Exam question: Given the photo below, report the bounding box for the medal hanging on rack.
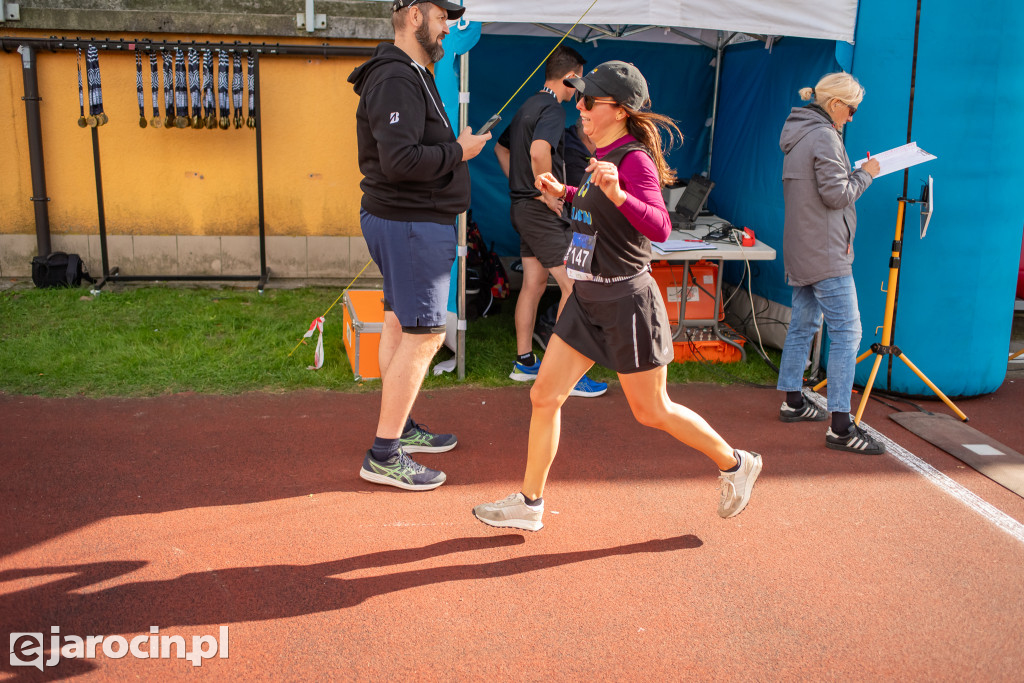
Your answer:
[232,53,243,129]
[136,52,147,128]
[187,48,202,128]
[149,53,162,128]
[162,52,174,128]
[86,45,108,127]
[246,54,256,129]
[202,49,215,129]
[173,48,188,129]
[75,48,87,127]
[217,50,230,130]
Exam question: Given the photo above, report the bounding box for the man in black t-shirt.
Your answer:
[563,118,596,187]
[494,47,607,397]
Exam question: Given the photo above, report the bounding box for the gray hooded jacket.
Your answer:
[780,105,872,286]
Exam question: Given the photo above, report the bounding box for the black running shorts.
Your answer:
[510,198,571,269]
[553,272,674,374]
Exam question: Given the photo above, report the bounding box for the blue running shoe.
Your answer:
[570,374,608,398]
[509,359,542,382]
[400,421,457,454]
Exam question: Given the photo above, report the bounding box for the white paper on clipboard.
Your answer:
[854,142,936,178]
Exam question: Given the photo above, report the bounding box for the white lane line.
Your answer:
[805,391,1024,545]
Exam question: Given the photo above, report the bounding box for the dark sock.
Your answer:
[402,417,416,435]
[522,493,543,507]
[722,450,741,473]
[786,391,804,408]
[371,436,401,462]
[517,352,537,366]
[831,412,852,435]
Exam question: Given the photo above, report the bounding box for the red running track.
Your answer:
[2,378,1023,680]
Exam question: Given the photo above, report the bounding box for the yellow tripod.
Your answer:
[813,197,968,424]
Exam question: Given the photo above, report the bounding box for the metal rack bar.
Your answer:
[2,37,374,58]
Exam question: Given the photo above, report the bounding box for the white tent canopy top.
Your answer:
[464,0,859,44]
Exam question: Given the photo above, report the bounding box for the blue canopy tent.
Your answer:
[434,0,1023,397]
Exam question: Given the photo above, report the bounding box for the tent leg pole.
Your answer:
[456,51,469,380]
[707,33,723,177]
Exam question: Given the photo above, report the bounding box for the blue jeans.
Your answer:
[777,275,861,414]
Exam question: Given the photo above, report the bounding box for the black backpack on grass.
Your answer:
[31,252,95,288]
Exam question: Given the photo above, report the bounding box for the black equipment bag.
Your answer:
[30,252,95,288]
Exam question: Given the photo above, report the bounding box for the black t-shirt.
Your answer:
[498,90,566,202]
[563,124,591,187]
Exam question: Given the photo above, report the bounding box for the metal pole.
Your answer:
[90,128,110,278]
[456,51,469,379]
[18,45,51,258]
[253,52,269,291]
[706,32,723,176]
[887,0,923,390]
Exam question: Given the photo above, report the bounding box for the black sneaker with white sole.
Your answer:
[825,424,885,454]
[779,400,828,422]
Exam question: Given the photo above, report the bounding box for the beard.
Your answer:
[415,21,445,64]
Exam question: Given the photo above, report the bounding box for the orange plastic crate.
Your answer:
[651,260,723,324]
[671,326,745,364]
[342,290,385,380]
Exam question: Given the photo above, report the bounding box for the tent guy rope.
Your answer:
[288,258,374,363]
[475,0,599,134]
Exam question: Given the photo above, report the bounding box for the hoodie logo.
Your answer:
[389,112,399,124]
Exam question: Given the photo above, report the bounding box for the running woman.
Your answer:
[473,61,762,530]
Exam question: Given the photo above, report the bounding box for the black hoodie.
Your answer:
[348,42,469,224]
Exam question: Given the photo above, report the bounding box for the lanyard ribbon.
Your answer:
[187,48,201,128]
[202,49,215,128]
[232,53,243,129]
[85,45,107,127]
[136,52,146,128]
[217,50,230,129]
[76,48,87,127]
[246,54,256,128]
[148,52,162,127]
[173,48,188,128]
[162,52,174,127]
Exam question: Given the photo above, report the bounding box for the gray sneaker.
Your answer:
[718,450,762,519]
[359,449,446,491]
[473,492,544,531]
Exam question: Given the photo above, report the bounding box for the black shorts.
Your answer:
[553,272,674,374]
[510,198,571,269]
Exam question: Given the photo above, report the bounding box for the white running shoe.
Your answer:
[718,450,762,518]
[473,492,544,531]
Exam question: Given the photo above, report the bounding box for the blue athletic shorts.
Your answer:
[361,209,455,332]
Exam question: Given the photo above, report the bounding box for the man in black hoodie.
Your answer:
[348,0,491,491]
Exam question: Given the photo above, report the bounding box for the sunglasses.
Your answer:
[576,93,618,110]
[840,101,857,117]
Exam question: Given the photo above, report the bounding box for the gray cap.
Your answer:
[564,60,650,110]
[392,0,466,20]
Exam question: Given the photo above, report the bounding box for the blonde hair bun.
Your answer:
[805,72,864,108]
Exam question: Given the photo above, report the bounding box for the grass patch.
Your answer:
[0,284,780,397]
